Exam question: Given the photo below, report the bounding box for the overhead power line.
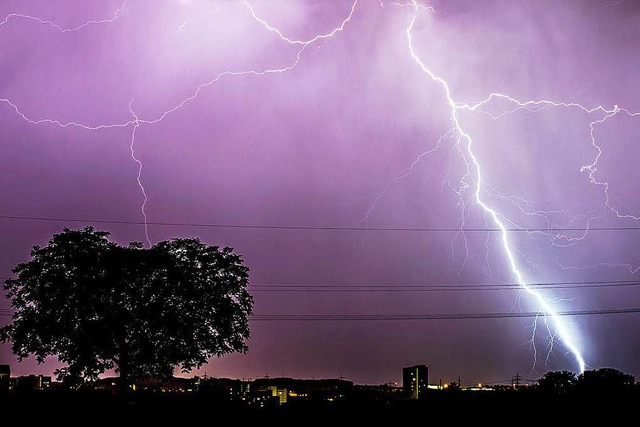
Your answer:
[248,279,640,292]
[1,214,639,233]
[2,277,640,292]
[2,307,640,320]
[3,277,640,292]
[249,308,640,321]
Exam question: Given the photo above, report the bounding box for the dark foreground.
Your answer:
[3,390,639,423]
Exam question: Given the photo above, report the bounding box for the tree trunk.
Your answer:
[118,342,130,401]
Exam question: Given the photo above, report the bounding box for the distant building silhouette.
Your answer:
[198,377,245,400]
[14,374,51,391]
[268,385,288,405]
[402,365,428,399]
[0,365,9,393]
[92,376,198,394]
[252,378,353,405]
[352,383,402,401]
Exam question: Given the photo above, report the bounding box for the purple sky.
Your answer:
[1,0,640,385]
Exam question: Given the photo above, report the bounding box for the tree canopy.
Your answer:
[537,370,576,395]
[0,227,253,386]
[537,368,636,396]
[576,368,635,393]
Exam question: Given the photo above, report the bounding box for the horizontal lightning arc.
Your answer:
[0,0,128,32]
[243,0,358,46]
[0,1,359,131]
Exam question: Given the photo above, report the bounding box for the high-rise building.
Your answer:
[402,365,428,399]
[268,385,288,405]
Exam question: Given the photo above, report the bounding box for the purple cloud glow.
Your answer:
[1,0,639,385]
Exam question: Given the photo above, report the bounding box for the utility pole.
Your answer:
[512,373,521,389]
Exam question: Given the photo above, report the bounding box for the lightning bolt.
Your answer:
[362,128,455,225]
[592,0,626,12]
[0,1,127,32]
[379,1,435,12]
[582,108,640,222]
[557,258,640,275]
[245,0,639,372]
[244,0,357,46]
[405,0,588,373]
[127,101,151,247]
[2,0,638,374]
[0,1,132,130]
[0,0,358,247]
[0,1,358,130]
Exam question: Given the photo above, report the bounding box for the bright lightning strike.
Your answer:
[405,0,587,373]
[459,96,640,247]
[2,0,639,374]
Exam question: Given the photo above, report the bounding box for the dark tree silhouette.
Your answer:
[576,368,635,394]
[537,370,576,395]
[0,227,253,393]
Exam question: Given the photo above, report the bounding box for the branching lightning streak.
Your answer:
[380,1,435,13]
[1,1,358,246]
[244,0,357,46]
[556,259,640,275]
[3,0,638,373]
[592,0,626,12]
[405,0,587,372]
[363,128,455,225]
[0,1,132,130]
[0,97,135,130]
[127,101,151,247]
[465,96,640,245]
[0,1,358,130]
[582,109,640,222]
[0,1,127,32]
